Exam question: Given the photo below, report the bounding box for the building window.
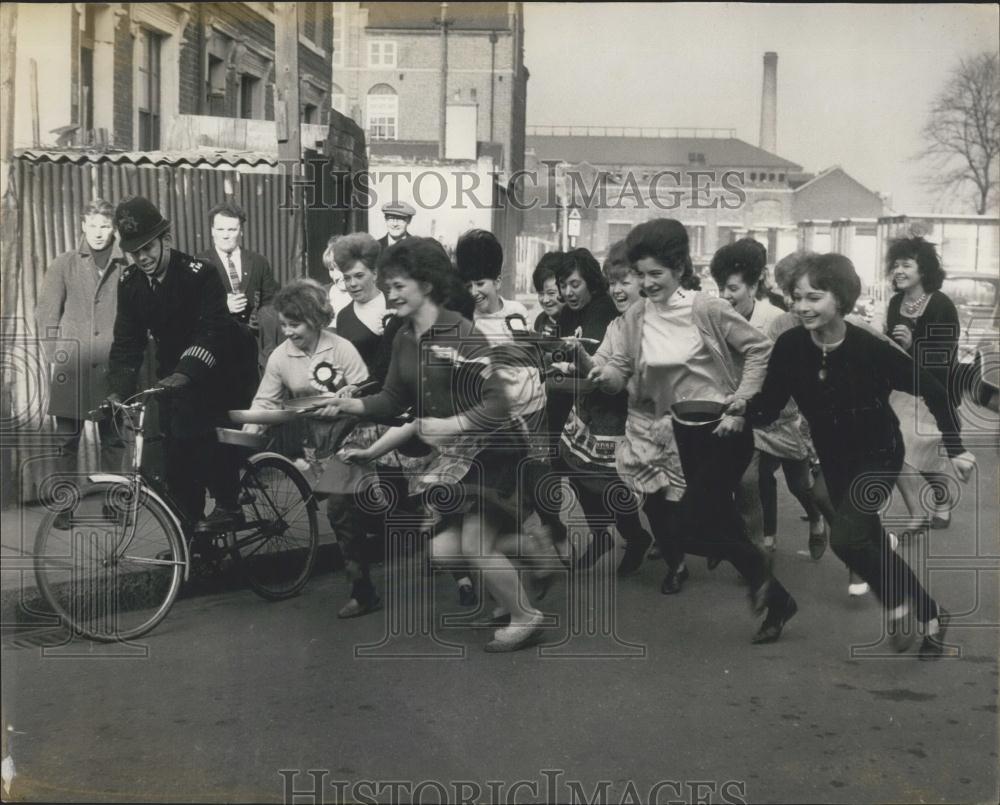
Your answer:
[685,224,705,257]
[136,28,162,150]
[239,73,262,120]
[332,3,345,68]
[303,104,318,124]
[299,1,318,44]
[366,84,398,140]
[79,5,96,133]
[687,152,706,165]
[331,83,346,115]
[607,222,632,244]
[368,40,397,68]
[207,54,227,116]
[749,172,757,182]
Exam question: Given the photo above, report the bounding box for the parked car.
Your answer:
[942,272,999,411]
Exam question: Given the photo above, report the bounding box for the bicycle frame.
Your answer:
[89,393,192,581]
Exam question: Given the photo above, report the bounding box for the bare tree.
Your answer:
[918,52,999,215]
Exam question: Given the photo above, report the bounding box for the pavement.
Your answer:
[1,402,998,804]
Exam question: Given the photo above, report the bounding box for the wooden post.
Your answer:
[274,2,305,274]
[30,59,40,148]
[0,3,17,167]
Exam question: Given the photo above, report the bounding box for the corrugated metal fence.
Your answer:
[1,152,305,505]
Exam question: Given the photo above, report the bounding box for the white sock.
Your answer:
[924,617,940,637]
[889,604,910,621]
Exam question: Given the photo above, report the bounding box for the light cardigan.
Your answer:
[593,292,772,417]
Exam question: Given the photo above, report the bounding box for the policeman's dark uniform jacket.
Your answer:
[108,249,257,520]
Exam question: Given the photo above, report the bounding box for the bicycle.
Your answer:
[32,387,319,642]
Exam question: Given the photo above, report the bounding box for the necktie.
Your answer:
[225,253,240,292]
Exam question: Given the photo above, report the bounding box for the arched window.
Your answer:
[366,83,398,141]
[331,83,346,115]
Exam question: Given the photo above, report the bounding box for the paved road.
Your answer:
[2,405,997,804]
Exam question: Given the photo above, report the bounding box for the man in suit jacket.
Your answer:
[197,201,279,327]
[376,200,416,251]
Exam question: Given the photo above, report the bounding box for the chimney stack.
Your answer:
[759,52,777,154]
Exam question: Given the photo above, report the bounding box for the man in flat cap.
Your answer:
[107,196,257,537]
[377,200,416,251]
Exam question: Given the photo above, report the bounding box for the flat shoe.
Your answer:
[807,523,828,560]
[337,596,382,619]
[660,567,686,595]
[484,616,545,652]
[919,608,957,660]
[752,595,798,644]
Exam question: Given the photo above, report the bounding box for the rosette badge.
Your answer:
[311,361,342,393]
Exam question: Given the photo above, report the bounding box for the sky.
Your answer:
[523,3,999,214]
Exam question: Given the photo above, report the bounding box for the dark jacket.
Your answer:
[35,237,127,417]
[376,232,413,252]
[196,247,279,325]
[885,290,960,407]
[108,251,256,425]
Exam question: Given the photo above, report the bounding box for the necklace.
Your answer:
[903,292,929,316]
[811,331,845,382]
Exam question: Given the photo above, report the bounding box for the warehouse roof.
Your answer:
[526,135,802,171]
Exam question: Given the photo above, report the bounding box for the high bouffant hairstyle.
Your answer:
[885,236,945,292]
[332,232,380,274]
[603,240,636,281]
[273,278,334,332]
[455,229,503,283]
[625,219,699,290]
[532,251,566,292]
[555,247,609,295]
[377,237,455,305]
[710,238,767,293]
[790,253,861,316]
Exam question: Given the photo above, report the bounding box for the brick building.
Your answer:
[523,127,806,265]
[331,1,527,180]
[12,2,333,151]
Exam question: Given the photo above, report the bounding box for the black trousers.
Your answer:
[159,390,245,524]
[821,440,938,622]
[663,422,788,607]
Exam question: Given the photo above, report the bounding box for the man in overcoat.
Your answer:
[35,198,128,484]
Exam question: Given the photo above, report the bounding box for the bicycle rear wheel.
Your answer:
[234,454,318,600]
[33,482,185,641]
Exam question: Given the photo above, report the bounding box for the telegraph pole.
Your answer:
[436,3,450,159]
[275,3,305,272]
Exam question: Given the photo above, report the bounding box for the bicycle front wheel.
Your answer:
[234,454,318,600]
[33,481,185,642]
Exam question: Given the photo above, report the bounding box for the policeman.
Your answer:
[107,196,257,534]
[376,200,416,251]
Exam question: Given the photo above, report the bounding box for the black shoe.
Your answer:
[194,506,244,534]
[338,596,382,619]
[752,595,798,644]
[919,608,957,660]
[660,567,686,595]
[458,584,477,608]
[808,522,828,560]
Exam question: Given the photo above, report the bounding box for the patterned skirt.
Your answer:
[614,409,685,502]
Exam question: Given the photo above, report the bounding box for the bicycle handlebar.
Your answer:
[87,387,166,420]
